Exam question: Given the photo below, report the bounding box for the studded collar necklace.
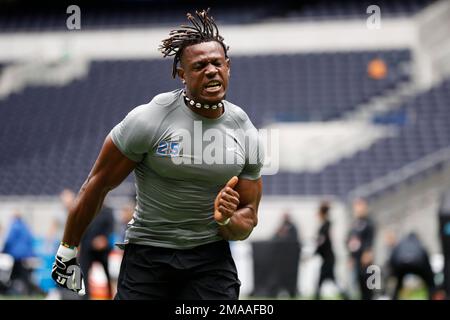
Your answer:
[182,91,224,110]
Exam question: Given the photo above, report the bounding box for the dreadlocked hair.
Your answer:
[159,8,229,78]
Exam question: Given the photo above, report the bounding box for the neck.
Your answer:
[183,91,224,119]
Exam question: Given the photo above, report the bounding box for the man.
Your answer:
[389,232,436,300]
[346,198,376,300]
[78,204,114,299]
[51,9,264,300]
[2,212,41,296]
[314,201,347,300]
[273,212,299,242]
[271,212,301,298]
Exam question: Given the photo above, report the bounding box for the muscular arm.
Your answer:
[62,136,137,246]
[218,178,263,241]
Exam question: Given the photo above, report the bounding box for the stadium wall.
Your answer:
[0,18,417,61]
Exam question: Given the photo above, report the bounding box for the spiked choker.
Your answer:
[183,91,224,110]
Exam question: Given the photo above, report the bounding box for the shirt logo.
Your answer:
[156,140,181,157]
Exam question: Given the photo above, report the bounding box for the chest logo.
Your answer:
[156,141,181,157]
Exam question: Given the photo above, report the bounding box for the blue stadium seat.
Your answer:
[1,51,446,198]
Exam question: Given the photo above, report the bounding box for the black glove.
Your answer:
[51,244,86,296]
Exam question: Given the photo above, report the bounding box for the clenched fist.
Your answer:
[51,244,86,296]
[214,176,240,225]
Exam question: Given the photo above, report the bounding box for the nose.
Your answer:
[205,63,218,77]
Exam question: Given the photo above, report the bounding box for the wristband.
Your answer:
[60,242,76,249]
[57,243,78,261]
[217,217,231,226]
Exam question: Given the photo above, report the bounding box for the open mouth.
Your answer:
[204,80,222,92]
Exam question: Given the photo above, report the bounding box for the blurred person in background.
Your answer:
[314,201,348,300]
[61,189,76,209]
[388,232,436,300]
[438,188,450,299]
[2,211,42,296]
[79,204,115,300]
[346,198,376,300]
[46,189,77,254]
[51,9,264,300]
[274,212,299,243]
[270,212,301,298]
[55,189,77,228]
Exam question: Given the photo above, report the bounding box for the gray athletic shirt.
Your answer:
[110,89,264,249]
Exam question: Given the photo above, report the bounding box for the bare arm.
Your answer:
[62,136,137,246]
[215,177,263,241]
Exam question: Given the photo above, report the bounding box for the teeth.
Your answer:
[206,81,220,87]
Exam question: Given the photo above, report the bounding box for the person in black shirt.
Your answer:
[314,201,347,300]
[79,205,115,299]
[270,212,301,298]
[346,198,376,300]
[274,212,299,242]
[389,232,436,299]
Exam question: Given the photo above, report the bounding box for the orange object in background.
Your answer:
[89,250,123,299]
[368,58,388,79]
[89,262,111,300]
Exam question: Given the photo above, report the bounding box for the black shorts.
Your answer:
[115,240,241,300]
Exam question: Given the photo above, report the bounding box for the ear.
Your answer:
[226,58,231,76]
[177,67,186,84]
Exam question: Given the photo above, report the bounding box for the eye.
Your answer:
[193,63,205,70]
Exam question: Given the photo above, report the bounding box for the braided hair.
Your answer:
[159,9,229,78]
